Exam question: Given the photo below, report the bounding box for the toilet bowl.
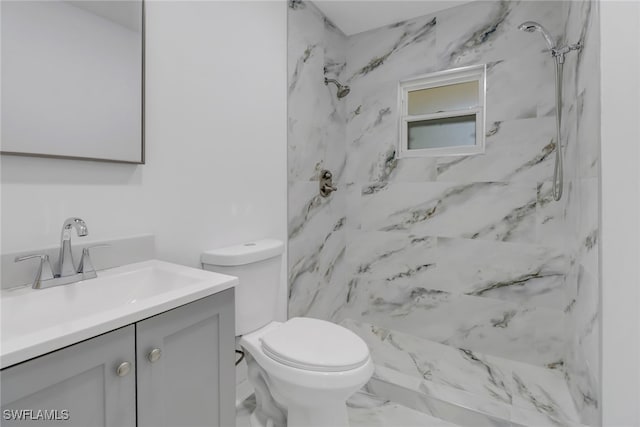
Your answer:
[201,240,373,427]
[240,318,374,427]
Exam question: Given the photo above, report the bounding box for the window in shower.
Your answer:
[398,64,486,157]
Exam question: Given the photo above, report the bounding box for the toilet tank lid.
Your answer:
[201,239,284,266]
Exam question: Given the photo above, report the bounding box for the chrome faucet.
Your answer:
[15,217,108,289]
[59,217,88,277]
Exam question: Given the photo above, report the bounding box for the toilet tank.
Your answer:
[201,239,284,336]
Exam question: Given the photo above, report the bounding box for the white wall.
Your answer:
[600,1,640,425]
[0,158,153,251]
[1,0,288,318]
[144,0,287,317]
[2,0,142,162]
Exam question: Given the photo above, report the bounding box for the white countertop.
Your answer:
[0,260,237,369]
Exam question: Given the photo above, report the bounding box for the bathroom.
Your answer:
[0,0,638,426]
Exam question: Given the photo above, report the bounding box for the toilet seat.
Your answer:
[259,317,370,372]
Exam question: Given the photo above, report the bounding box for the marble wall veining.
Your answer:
[287,0,349,321]
[561,1,601,424]
[290,0,568,365]
[287,1,600,424]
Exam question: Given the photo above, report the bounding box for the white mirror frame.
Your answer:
[397,64,486,158]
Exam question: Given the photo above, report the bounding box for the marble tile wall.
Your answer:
[287,0,348,320]
[560,1,601,424]
[287,1,600,424]
[337,0,568,368]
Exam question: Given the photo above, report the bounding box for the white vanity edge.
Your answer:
[0,260,237,369]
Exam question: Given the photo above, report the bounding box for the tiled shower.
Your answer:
[287,0,600,425]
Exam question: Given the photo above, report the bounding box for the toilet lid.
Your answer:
[260,317,370,372]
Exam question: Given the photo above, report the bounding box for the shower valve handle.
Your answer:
[319,169,337,197]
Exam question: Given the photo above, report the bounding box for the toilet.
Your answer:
[201,239,373,427]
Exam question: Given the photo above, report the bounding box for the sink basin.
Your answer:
[0,260,237,369]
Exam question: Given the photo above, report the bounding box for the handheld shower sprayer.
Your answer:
[518,21,556,51]
[518,21,582,201]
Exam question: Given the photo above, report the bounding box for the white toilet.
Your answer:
[201,239,373,427]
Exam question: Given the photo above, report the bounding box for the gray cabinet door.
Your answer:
[0,326,136,427]
[136,289,235,427]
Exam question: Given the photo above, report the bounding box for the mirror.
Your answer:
[1,0,144,164]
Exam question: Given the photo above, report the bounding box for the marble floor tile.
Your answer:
[342,319,581,426]
[236,326,581,427]
[347,392,459,427]
[235,392,459,427]
[365,377,511,427]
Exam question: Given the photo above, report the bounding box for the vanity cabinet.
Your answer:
[0,289,235,427]
[0,325,136,427]
[136,289,235,427]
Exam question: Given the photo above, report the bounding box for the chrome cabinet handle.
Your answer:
[116,361,131,377]
[147,348,162,363]
[14,254,55,289]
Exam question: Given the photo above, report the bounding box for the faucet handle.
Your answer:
[15,254,55,289]
[78,244,110,279]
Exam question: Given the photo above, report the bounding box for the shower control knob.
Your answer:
[319,169,337,197]
[148,348,162,363]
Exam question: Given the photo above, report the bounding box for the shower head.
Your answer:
[324,78,350,99]
[518,21,556,50]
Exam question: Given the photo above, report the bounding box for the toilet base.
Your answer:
[245,352,287,427]
[245,350,356,427]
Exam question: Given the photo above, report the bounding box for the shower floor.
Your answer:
[234,318,586,427]
[342,319,586,427]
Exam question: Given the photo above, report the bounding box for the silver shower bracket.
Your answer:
[552,42,582,64]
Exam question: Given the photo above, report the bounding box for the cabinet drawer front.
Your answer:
[1,326,136,427]
[136,289,235,427]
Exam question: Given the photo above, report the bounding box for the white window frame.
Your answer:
[397,64,487,158]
